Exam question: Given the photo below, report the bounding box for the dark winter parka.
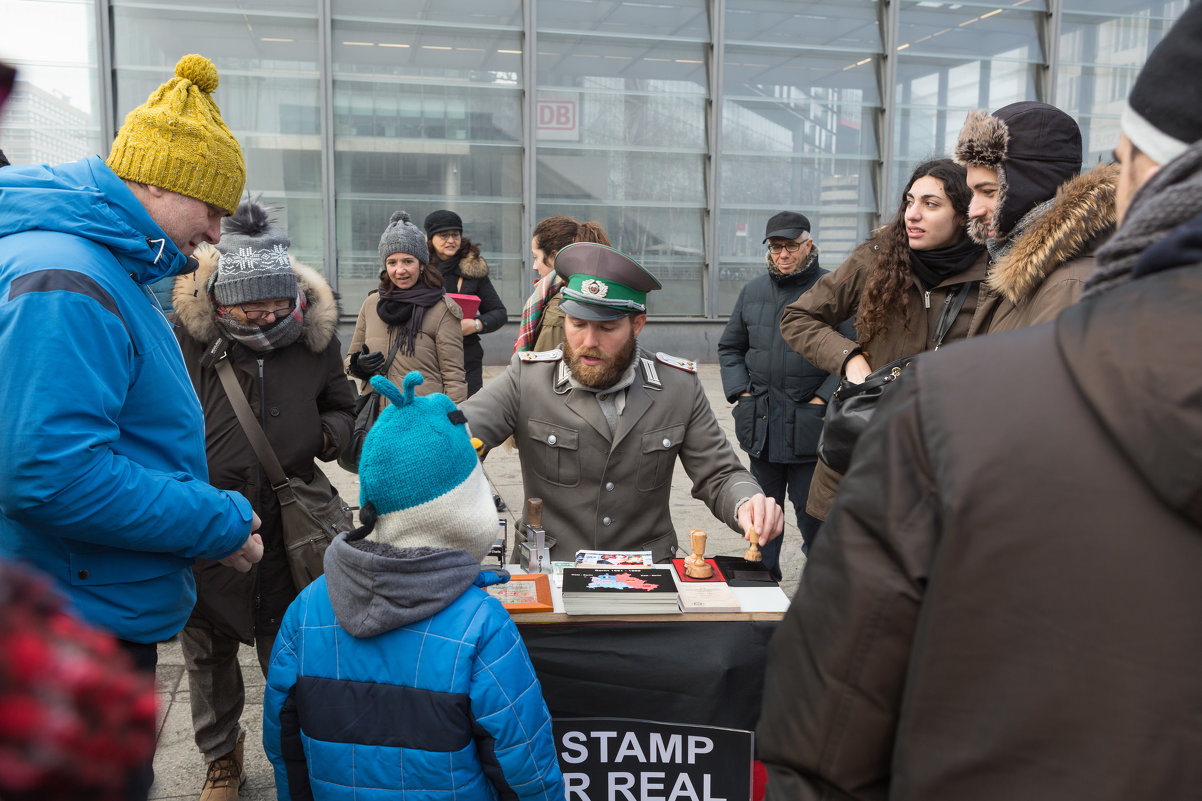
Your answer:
[172,245,356,642]
[432,241,507,386]
[718,253,845,464]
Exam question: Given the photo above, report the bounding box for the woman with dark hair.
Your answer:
[424,210,507,395]
[781,158,990,523]
[514,215,611,353]
[347,211,467,403]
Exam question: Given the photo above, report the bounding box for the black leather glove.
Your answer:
[349,345,387,379]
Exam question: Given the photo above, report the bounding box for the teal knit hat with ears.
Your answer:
[357,372,497,561]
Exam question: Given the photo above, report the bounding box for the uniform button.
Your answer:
[602,516,612,526]
[662,437,671,447]
[269,407,280,417]
[598,393,607,401]
[605,482,615,491]
[77,569,89,580]
[547,434,557,445]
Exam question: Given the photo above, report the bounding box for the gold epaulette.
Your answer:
[517,348,563,363]
[655,352,697,374]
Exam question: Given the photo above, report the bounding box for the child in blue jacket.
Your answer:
[263,372,564,800]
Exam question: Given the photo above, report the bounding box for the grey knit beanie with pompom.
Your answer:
[378,211,429,265]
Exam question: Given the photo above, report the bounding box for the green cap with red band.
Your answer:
[555,242,662,321]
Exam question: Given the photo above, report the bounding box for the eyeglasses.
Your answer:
[434,231,462,240]
[239,302,295,321]
[768,242,806,254]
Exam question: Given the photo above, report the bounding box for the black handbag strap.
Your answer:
[213,350,292,497]
[378,325,406,385]
[931,281,975,351]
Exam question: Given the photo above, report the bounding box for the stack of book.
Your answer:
[560,566,680,615]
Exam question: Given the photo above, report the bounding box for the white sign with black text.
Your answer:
[554,717,753,801]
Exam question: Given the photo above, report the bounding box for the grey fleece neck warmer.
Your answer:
[986,198,1053,264]
[1082,140,1202,300]
[323,534,482,638]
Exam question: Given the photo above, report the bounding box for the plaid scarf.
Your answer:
[513,274,562,353]
[216,287,306,353]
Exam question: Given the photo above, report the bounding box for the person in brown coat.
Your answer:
[780,159,988,521]
[953,101,1118,333]
[172,199,355,801]
[347,210,467,403]
[757,6,1202,798]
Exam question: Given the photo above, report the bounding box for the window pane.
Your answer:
[110,2,324,265]
[538,0,709,40]
[1057,3,1186,163]
[332,6,526,311]
[0,0,103,165]
[718,0,882,311]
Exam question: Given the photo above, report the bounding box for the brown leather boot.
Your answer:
[199,731,246,801]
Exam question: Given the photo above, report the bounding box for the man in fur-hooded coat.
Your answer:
[954,101,1118,333]
[171,200,355,799]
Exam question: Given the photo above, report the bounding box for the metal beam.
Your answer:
[878,0,900,222]
[705,0,726,319]
[318,0,337,288]
[1045,0,1063,105]
[522,0,537,281]
[95,0,115,148]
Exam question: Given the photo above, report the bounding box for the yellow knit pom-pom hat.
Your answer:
[106,54,245,215]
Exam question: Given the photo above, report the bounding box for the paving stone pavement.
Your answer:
[149,362,808,800]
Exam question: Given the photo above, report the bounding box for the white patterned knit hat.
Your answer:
[210,198,297,306]
[358,372,497,561]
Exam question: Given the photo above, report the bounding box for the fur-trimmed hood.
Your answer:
[172,242,340,352]
[452,248,489,279]
[987,163,1118,303]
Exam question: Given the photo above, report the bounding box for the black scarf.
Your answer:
[376,285,445,357]
[909,236,984,289]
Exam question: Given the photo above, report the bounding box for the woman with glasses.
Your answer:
[718,211,846,573]
[424,209,507,395]
[346,211,467,403]
[171,198,356,797]
[780,158,990,525]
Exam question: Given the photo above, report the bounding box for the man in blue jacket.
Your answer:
[0,54,262,800]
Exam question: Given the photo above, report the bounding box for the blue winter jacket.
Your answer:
[264,536,565,801]
[0,156,254,643]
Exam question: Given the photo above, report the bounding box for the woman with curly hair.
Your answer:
[781,158,990,523]
[513,215,611,353]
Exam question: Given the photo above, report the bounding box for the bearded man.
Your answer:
[462,242,782,563]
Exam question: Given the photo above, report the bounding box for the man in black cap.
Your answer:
[953,101,1118,333]
[758,5,1202,798]
[718,212,843,576]
[462,242,783,563]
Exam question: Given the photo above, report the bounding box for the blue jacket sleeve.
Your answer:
[0,286,250,560]
[264,595,304,801]
[469,606,564,800]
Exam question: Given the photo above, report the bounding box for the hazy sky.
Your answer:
[1,0,97,114]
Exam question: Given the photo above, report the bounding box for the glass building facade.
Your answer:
[0,0,1187,343]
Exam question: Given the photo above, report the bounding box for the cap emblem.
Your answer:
[581,278,609,298]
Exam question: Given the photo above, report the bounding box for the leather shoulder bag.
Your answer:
[817,281,975,473]
[214,349,354,591]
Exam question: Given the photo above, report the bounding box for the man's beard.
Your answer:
[564,331,638,389]
[967,216,992,244]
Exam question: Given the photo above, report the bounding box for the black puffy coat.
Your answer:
[172,247,356,643]
[718,255,846,464]
[433,242,507,390]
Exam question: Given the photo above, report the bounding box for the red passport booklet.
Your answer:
[447,293,481,319]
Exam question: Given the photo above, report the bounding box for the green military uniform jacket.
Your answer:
[461,347,761,563]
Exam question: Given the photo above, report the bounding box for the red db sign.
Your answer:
[537,98,578,140]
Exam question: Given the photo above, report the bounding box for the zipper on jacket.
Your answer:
[923,290,931,309]
[257,360,266,420]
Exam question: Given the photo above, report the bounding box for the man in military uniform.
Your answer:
[461,242,783,563]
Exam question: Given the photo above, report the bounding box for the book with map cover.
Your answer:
[561,567,680,615]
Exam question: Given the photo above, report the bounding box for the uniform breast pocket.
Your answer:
[637,424,685,491]
[526,419,581,487]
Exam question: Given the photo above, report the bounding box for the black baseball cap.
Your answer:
[763,211,811,243]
